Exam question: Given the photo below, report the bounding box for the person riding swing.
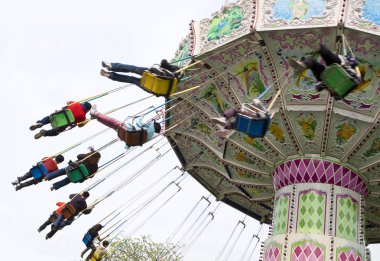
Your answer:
[288,37,362,99]
[89,105,161,148]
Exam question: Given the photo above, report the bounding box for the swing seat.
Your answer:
[50,109,76,129]
[30,162,48,180]
[233,114,271,138]
[140,71,179,98]
[49,203,77,222]
[321,63,360,99]
[82,232,93,246]
[117,126,148,146]
[67,164,89,183]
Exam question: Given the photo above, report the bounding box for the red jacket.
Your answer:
[67,101,87,123]
[42,157,58,173]
[56,202,66,214]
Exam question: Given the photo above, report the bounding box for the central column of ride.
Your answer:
[261,159,369,261]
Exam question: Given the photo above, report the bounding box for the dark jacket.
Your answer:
[69,194,87,212]
[77,152,100,176]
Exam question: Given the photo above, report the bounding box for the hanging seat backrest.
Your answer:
[117,126,148,146]
[233,113,271,138]
[50,109,76,129]
[321,63,360,99]
[30,162,48,180]
[140,71,179,98]
[82,232,93,246]
[49,203,77,222]
[67,164,89,183]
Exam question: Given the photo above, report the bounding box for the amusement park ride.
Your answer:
[164,0,380,260]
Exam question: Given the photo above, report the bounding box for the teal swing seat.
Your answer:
[67,164,89,183]
[50,109,76,129]
[321,63,361,99]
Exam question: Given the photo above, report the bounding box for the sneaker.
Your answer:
[211,117,227,126]
[34,129,46,139]
[89,104,98,118]
[215,129,231,138]
[38,226,45,233]
[100,69,111,77]
[288,58,307,73]
[11,179,19,186]
[29,123,43,131]
[15,185,21,191]
[50,186,55,191]
[101,61,112,70]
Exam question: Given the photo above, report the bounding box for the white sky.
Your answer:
[1,0,378,260]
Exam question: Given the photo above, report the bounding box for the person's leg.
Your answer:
[45,228,58,239]
[38,217,53,232]
[107,72,142,87]
[51,177,71,191]
[303,57,325,81]
[45,168,67,181]
[318,44,341,66]
[37,116,51,126]
[52,213,64,228]
[224,108,241,120]
[92,112,123,131]
[16,178,40,191]
[17,171,32,182]
[110,63,148,75]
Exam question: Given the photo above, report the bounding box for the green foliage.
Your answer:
[104,235,183,261]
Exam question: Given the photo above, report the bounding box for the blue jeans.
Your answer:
[107,63,148,87]
[45,168,66,181]
[52,177,71,190]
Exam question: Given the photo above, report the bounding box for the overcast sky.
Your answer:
[1,0,378,260]
[0,0,272,260]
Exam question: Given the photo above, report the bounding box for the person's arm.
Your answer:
[56,202,65,207]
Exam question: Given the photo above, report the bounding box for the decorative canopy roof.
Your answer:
[166,0,380,244]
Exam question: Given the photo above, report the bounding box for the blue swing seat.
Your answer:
[232,104,270,138]
[82,232,93,246]
[30,162,48,180]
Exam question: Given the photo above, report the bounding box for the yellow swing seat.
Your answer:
[140,71,179,98]
[117,126,148,147]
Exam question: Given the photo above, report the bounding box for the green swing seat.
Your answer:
[50,109,76,129]
[321,63,360,99]
[67,164,89,183]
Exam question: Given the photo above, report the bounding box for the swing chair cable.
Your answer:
[78,84,133,104]
[167,194,211,243]
[50,127,110,158]
[86,136,167,198]
[176,196,213,246]
[98,168,183,237]
[85,136,166,192]
[245,224,264,261]
[222,217,247,261]
[176,202,222,257]
[127,177,187,237]
[104,173,188,241]
[87,144,172,209]
[109,174,189,243]
[96,166,181,226]
[215,218,246,261]
[240,224,263,261]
